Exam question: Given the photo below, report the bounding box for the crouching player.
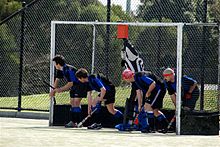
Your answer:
[75,68,123,129]
[163,68,199,111]
[49,55,87,128]
[121,69,168,133]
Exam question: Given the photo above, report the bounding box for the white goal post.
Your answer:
[49,21,219,135]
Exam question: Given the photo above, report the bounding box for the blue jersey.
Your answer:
[55,64,80,89]
[165,75,197,95]
[88,75,114,92]
[133,72,159,94]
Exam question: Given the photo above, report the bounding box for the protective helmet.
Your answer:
[122,69,134,80]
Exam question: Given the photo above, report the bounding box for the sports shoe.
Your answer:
[157,128,167,133]
[87,123,102,130]
[65,121,77,128]
[115,123,131,131]
[141,128,150,133]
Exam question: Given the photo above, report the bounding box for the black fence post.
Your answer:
[18,2,26,112]
[105,0,111,78]
[200,0,208,111]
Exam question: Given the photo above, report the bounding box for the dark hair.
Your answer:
[75,68,89,79]
[52,55,65,66]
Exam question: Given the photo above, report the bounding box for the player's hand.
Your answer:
[145,92,151,98]
[55,88,62,93]
[138,106,142,113]
[49,90,56,97]
[184,92,192,99]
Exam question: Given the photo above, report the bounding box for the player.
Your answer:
[49,55,87,127]
[119,38,145,130]
[163,68,199,111]
[121,69,168,133]
[75,68,123,129]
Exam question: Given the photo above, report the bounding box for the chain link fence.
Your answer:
[0,0,219,112]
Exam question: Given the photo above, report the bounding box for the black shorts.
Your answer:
[144,89,166,109]
[98,88,116,105]
[70,84,87,98]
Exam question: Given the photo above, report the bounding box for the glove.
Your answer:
[184,92,192,99]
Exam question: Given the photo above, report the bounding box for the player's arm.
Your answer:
[54,78,59,88]
[54,70,74,93]
[188,82,197,93]
[183,76,197,99]
[136,89,142,112]
[146,81,156,98]
[57,82,73,93]
[94,78,106,101]
[99,87,106,102]
[141,76,156,98]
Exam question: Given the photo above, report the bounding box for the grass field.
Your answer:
[0,86,218,111]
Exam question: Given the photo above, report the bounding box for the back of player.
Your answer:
[135,71,168,132]
[75,69,123,129]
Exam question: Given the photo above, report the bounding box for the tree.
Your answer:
[0,0,21,21]
[0,24,19,96]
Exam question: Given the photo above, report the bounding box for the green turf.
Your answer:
[0,87,218,111]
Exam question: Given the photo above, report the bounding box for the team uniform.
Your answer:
[56,64,88,98]
[133,72,168,131]
[134,72,166,109]
[86,74,123,129]
[55,64,87,125]
[165,75,199,110]
[87,75,116,105]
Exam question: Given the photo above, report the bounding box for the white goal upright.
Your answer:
[49,21,219,135]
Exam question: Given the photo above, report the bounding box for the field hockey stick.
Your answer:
[41,79,56,105]
[167,115,176,130]
[77,108,97,128]
[43,80,55,90]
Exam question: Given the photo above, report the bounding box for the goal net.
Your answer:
[50,21,219,135]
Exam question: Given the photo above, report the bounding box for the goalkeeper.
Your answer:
[116,38,145,131]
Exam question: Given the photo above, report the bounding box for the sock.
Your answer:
[114,110,123,118]
[138,109,149,130]
[147,111,155,130]
[71,107,82,123]
[156,114,168,129]
[114,110,123,124]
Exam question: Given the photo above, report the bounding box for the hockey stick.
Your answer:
[40,79,56,105]
[123,98,129,125]
[77,108,97,128]
[167,115,176,130]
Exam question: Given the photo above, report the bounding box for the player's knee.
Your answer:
[153,109,161,116]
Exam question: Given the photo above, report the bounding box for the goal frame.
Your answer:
[49,21,219,135]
